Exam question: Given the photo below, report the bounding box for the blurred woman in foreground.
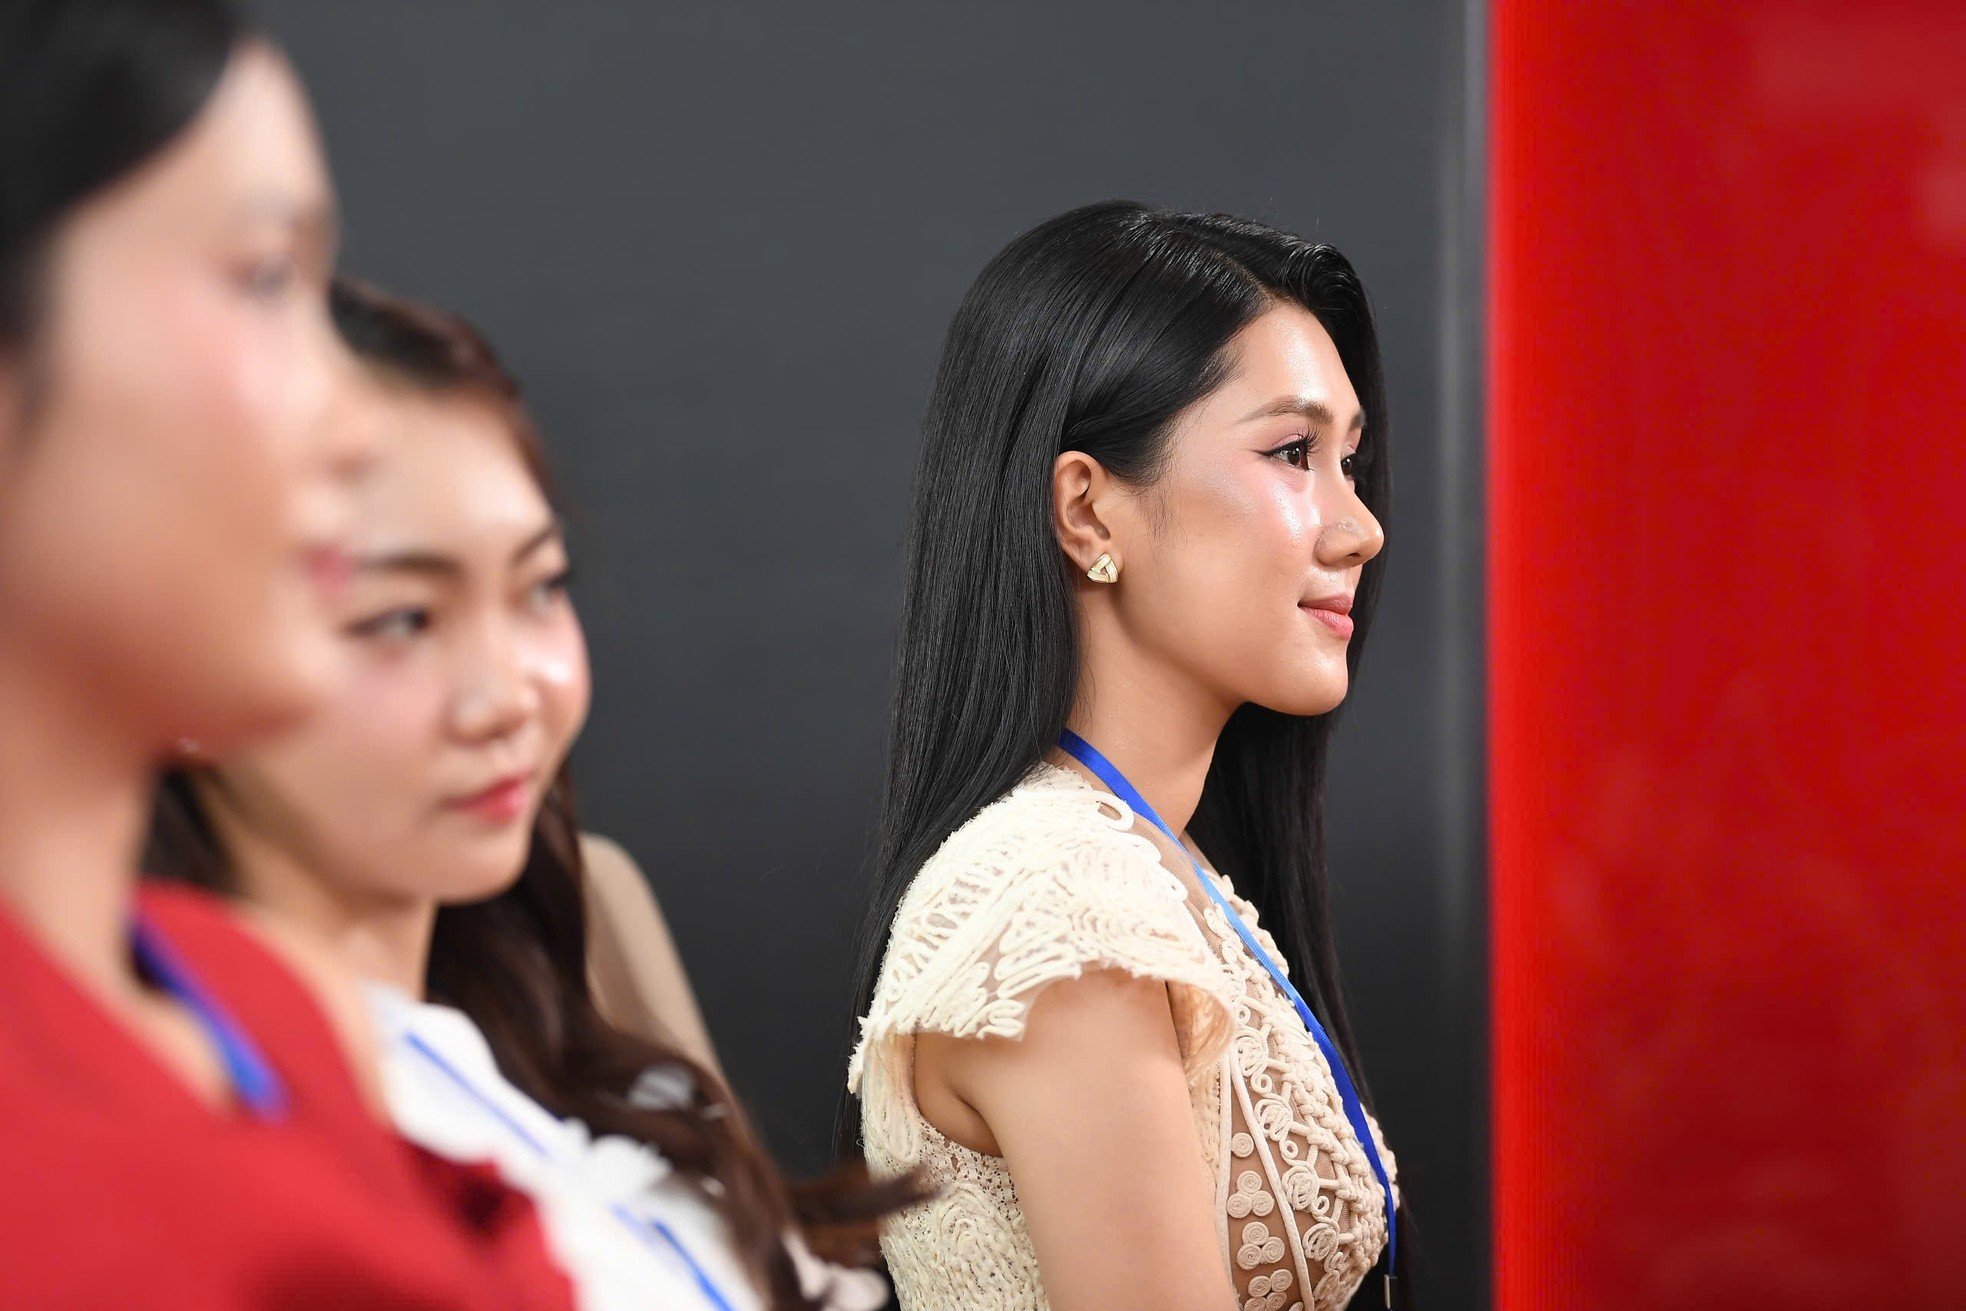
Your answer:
[0,3,575,1307]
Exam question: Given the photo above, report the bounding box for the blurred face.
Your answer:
[0,45,362,754]
[208,384,590,908]
[1094,303,1385,717]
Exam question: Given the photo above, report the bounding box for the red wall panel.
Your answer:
[1489,4,1965,1307]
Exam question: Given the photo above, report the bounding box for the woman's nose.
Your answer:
[1316,494,1385,568]
[451,633,541,744]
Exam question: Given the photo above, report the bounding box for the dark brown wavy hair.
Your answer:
[147,276,918,1308]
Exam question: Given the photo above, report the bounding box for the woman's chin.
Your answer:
[434,859,529,909]
[1254,671,1349,719]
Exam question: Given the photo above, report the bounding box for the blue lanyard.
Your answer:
[1057,731,1397,1298]
[399,1028,739,1311]
[130,914,289,1120]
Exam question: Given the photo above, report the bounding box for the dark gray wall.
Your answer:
[261,3,1483,1304]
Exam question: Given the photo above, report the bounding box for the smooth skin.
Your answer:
[0,44,374,1108]
[192,378,593,996]
[914,302,1385,1310]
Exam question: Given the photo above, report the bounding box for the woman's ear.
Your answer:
[1052,449,1120,578]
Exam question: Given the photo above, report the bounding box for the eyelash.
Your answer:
[346,569,571,642]
[347,608,429,641]
[236,254,299,301]
[527,568,573,609]
[1266,436,1365,479]
[1267,436,1317,469]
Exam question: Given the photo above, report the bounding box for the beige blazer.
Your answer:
[580,832,721,1076]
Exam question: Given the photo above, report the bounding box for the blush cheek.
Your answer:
[1246,480,1341,703]
[167,286,301,581]
[1244,478,1317,613]
[208,298,307,488]
[1258,475,1319,556]
[126,283,304,694]
[1173,472,1314,698]
[230,656,438,901]
[530,619,592,760]
[333,655,447,815]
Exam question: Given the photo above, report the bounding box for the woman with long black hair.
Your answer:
[150,278,910,1311]
[845,201,1402,1311]
[0,4,576,1307]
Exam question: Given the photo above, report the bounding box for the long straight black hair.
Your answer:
[843,199,1399,1269]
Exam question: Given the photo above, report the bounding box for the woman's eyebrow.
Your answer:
[510,522,562,566]
[1238,395,1365,433]
[355,523,562,578]
[353,548,460,580]
[237,191,339,250]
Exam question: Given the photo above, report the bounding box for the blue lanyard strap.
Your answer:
[399,1028,738,1311]
[1057,731,1397,1290]
[129,914,289,1120]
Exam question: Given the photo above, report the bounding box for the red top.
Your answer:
[0,882,577,1311]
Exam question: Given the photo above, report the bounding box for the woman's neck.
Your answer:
[0,640,152,999]
[206,802,437,998]
[1063,642,1234,835]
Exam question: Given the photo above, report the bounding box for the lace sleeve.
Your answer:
[847,773,1237,1160]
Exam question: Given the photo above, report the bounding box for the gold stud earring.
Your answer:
[1085,553,1119,584]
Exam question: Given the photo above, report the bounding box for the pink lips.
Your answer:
[1302,593,1355,639]
[448,774,535,825]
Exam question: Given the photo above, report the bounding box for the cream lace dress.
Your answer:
[847,763,1397,1311]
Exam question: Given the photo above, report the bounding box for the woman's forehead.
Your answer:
[351,389,553,553]
[1181,305,1360,436]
